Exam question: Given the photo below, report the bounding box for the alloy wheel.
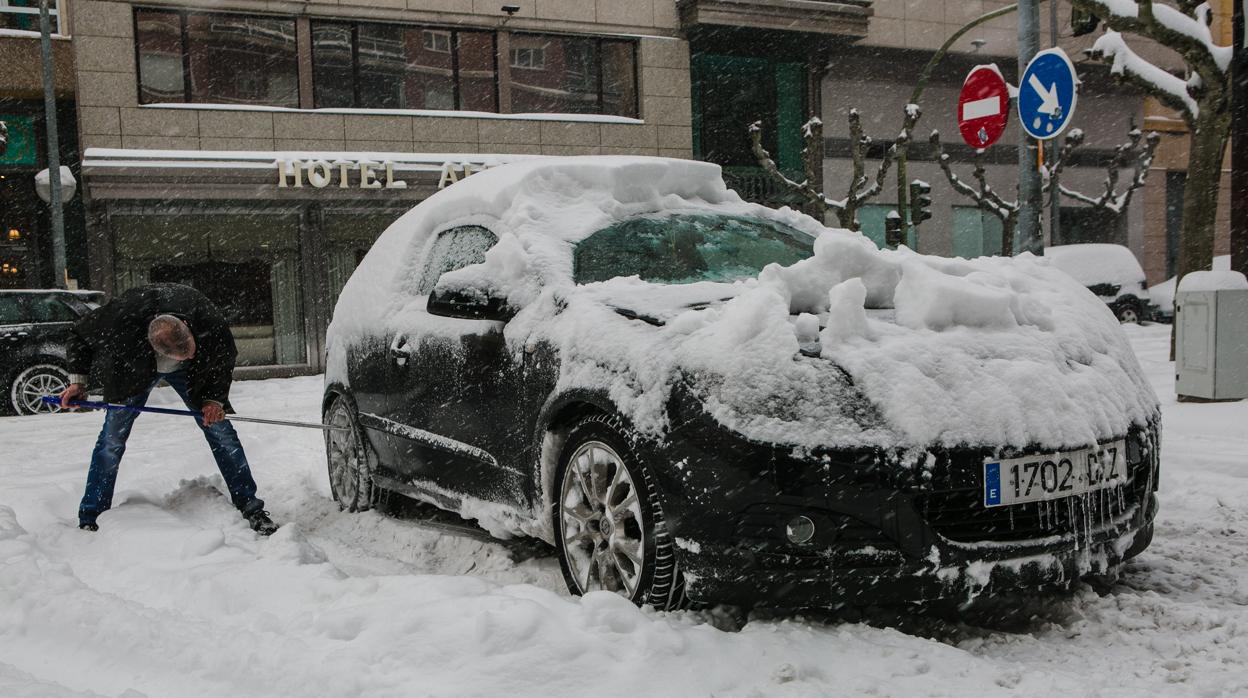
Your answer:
[558,440,646,598]
[12,365,69,415]
[325,398,370,511]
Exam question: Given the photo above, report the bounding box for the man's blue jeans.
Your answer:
[78,370,263,526]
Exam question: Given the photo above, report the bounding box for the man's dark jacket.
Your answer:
[68,283,237,409]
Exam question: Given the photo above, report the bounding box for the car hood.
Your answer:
[539,236,1160,453]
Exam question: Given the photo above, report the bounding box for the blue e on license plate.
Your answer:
[983,440,1127,508]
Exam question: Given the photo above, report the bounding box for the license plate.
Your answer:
[983,440,1127,508]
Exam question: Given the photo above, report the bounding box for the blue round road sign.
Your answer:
[1018,47,1078,140]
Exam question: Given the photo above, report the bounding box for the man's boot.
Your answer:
[245,510,279,536]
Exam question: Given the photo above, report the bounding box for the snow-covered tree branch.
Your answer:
[1049,125,1161,215]
[929,130,1019,253]
[1071,0,1232,279]
[750,104,921,231]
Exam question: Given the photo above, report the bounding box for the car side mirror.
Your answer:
[427,287,515,322]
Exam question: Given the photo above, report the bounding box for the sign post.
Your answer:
[957,65,1010,149]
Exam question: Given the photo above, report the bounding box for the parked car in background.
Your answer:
[323,157,1160,612]
[1147,255,1231,323]
[1,289,104,415]
[1046,244,1155,323]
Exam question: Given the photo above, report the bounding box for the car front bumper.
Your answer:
[652,393,1161,609]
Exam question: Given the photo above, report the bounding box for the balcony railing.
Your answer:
[0,0,60,34]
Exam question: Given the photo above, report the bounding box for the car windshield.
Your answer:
[573,213,816,285]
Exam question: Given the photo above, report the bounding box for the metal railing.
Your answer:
[0,0,59,34]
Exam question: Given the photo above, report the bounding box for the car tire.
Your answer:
[552,413,688,611]
[1115,299,1142,324]
[9,363,71,416]
[324,393,378,512]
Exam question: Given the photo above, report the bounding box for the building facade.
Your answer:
[69,0,693,375]
[1,0,85,290]
[61,0,1233,376]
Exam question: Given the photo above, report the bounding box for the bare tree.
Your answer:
[1047,125,1162,216]
[930,123,1161,252]
[929,130,1020,253]
[750,105,921,231]
[1071,0,1232,279]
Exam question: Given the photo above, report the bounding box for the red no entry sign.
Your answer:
[958,65,1009,149]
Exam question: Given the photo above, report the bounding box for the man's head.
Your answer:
[148,314,196,361]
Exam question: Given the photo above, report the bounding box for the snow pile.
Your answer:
[1045,243,1148,298]
[2,329,1248,697]
[1151,255,1231,314]
[330,156,1157,457]
[1177,270,1248,292]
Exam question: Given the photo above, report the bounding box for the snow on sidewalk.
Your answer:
[1,324,1246,697]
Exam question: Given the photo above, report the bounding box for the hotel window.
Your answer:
[135,9,299,107]
[0,0,60,33]
[508,34,637,118]
[311,21,498,112]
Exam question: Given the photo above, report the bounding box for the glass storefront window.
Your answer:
[136,10,299,107]
[111,210,307,367]
[311,21,496,112]
[952,206,1004,259]
[322,210,404,311]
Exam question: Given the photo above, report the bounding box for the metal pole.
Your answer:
[38,0,67,289]
[1048,0,1061,247]
[896,3,1020,249]
[1016,0,1043,256]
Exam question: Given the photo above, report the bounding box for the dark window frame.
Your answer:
[133,6,301,107]
[310,19,499,113]
[507,32,638,118]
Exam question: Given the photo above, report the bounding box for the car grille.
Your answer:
[916,455,1152,544]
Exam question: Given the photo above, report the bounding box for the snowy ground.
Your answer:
[1,323,1245,697]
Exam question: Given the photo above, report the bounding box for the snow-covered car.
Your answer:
[1045,243,1155,323]
[1148,255,1231,323]
[324,157,1160,611]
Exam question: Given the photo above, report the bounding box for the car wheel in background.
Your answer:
[324,394,377,512]
[1115,299,1142,324]
[553,414,687,611]
[9,363,70,415]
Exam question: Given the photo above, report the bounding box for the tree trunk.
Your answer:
[1177,111,1231,279]
[1171,108,1230,361]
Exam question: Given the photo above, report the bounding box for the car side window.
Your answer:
[417,225,498,295]
[27,295,78,323]
[0,296,27,325]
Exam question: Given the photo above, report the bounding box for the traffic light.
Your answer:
[884,210,904,248]
[909,180,933,226]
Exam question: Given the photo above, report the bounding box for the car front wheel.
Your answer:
[9,363,70,415]
[553,414,687,610]
[324,394,377,512]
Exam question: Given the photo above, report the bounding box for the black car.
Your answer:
[323,157,1160,611]
[1,289,104,415]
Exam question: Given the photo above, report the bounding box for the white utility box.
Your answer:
[1175,270,1248,401]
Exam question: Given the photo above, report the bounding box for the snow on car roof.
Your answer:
[1045,244,1146,289]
